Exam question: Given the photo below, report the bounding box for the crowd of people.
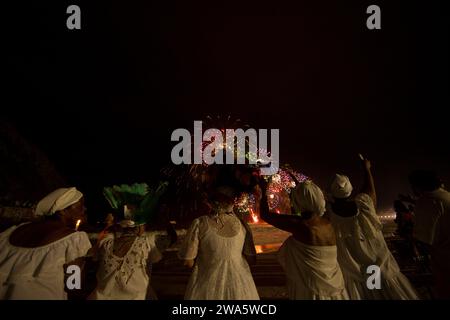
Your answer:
[0,158,448,300]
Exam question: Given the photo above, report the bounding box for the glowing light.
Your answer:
[250,209,259,224]
[269,194,275,199]
[75,219,81,231]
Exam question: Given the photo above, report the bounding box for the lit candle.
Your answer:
[75,219,81,231]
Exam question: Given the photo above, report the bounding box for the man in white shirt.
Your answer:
[409,170,450,299]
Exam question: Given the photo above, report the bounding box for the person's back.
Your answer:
[259,178,348,300]
[91,226,161,300]
[329,194,401,285]
[178,188,260,300]
[293,215,336,247]
[0,188,91,300]
[410,170,450,299]
[195,214,246,263]
[329,159,418,300]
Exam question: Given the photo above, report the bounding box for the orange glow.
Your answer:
[250,208,259,223]
[254,243,283,254]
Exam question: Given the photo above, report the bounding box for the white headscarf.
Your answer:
[291,180,326,216]
[35,187,83,216]
[330,174,353,199]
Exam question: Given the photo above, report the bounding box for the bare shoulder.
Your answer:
[10,221,76,247]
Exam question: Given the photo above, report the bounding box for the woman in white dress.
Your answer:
[89,222,162,300]
[328,157,419,299]
[178,187,259,300]
[259,177,348,300]
[0,188,92,300]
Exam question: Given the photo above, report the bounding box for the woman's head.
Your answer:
[34,187,86,228]
[209,186,235,214]
[330,174,353,199]
[291,180,326,218]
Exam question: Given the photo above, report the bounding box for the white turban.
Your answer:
[291,180,326,216]
[330,174,353,199]
[35,187,83,216]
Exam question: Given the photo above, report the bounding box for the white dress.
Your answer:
[278,236,349,300]
[178,214,260,300]
[329,193,419,300]
[90,233,161,300]
[0,223,92,300]
[414,188,450,298]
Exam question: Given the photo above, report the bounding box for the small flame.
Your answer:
[75,219,81,231]
[255,245,263,254]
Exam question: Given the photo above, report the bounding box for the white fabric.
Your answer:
[291,180,326,216]
[413,188,450,247]
[278,236,348,300]
[413,188,450,297]
[178,214,259,300]
[119,219,136,228]
[330,174,353,199]
[91,233,162,300]
[329,193,419,300]
[0,223,91,300]
[35,187,83,216]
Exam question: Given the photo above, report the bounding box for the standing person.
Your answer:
[409,170,450,299]
[90,183,166,300]
[259,177,348,300]
[328,158,419,299]
[89,218,162,300]
[178,186,259,300]
[0,188,92,299]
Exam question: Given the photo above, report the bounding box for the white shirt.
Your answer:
[0,224,91,300]
[414,188,450,248]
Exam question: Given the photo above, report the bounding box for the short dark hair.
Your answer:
[408,170,441,192]
[209,186,235,205]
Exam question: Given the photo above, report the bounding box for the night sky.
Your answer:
[3,0,449,213]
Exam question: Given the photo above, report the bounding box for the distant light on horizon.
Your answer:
[378,208,396,221]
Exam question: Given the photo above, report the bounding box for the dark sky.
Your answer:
[3,0,449,212]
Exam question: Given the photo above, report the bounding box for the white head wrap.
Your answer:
[330,174,353,199]
[35,187,83,216]
[291,180,326,216]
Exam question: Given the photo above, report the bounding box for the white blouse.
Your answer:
[0,223,92,300]
[91,233,162,300]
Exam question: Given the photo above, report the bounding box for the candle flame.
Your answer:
[75,219,81,231]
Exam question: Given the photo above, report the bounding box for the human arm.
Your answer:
[258,178,302,233]
[361,158,377,207]
[178,219,200,268]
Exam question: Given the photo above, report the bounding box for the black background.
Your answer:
[3,1,449,217]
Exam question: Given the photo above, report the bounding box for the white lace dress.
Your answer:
[90,233,162,300]
[178,214,260,300]
[329,193,419,300]
[0,223,92,300]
